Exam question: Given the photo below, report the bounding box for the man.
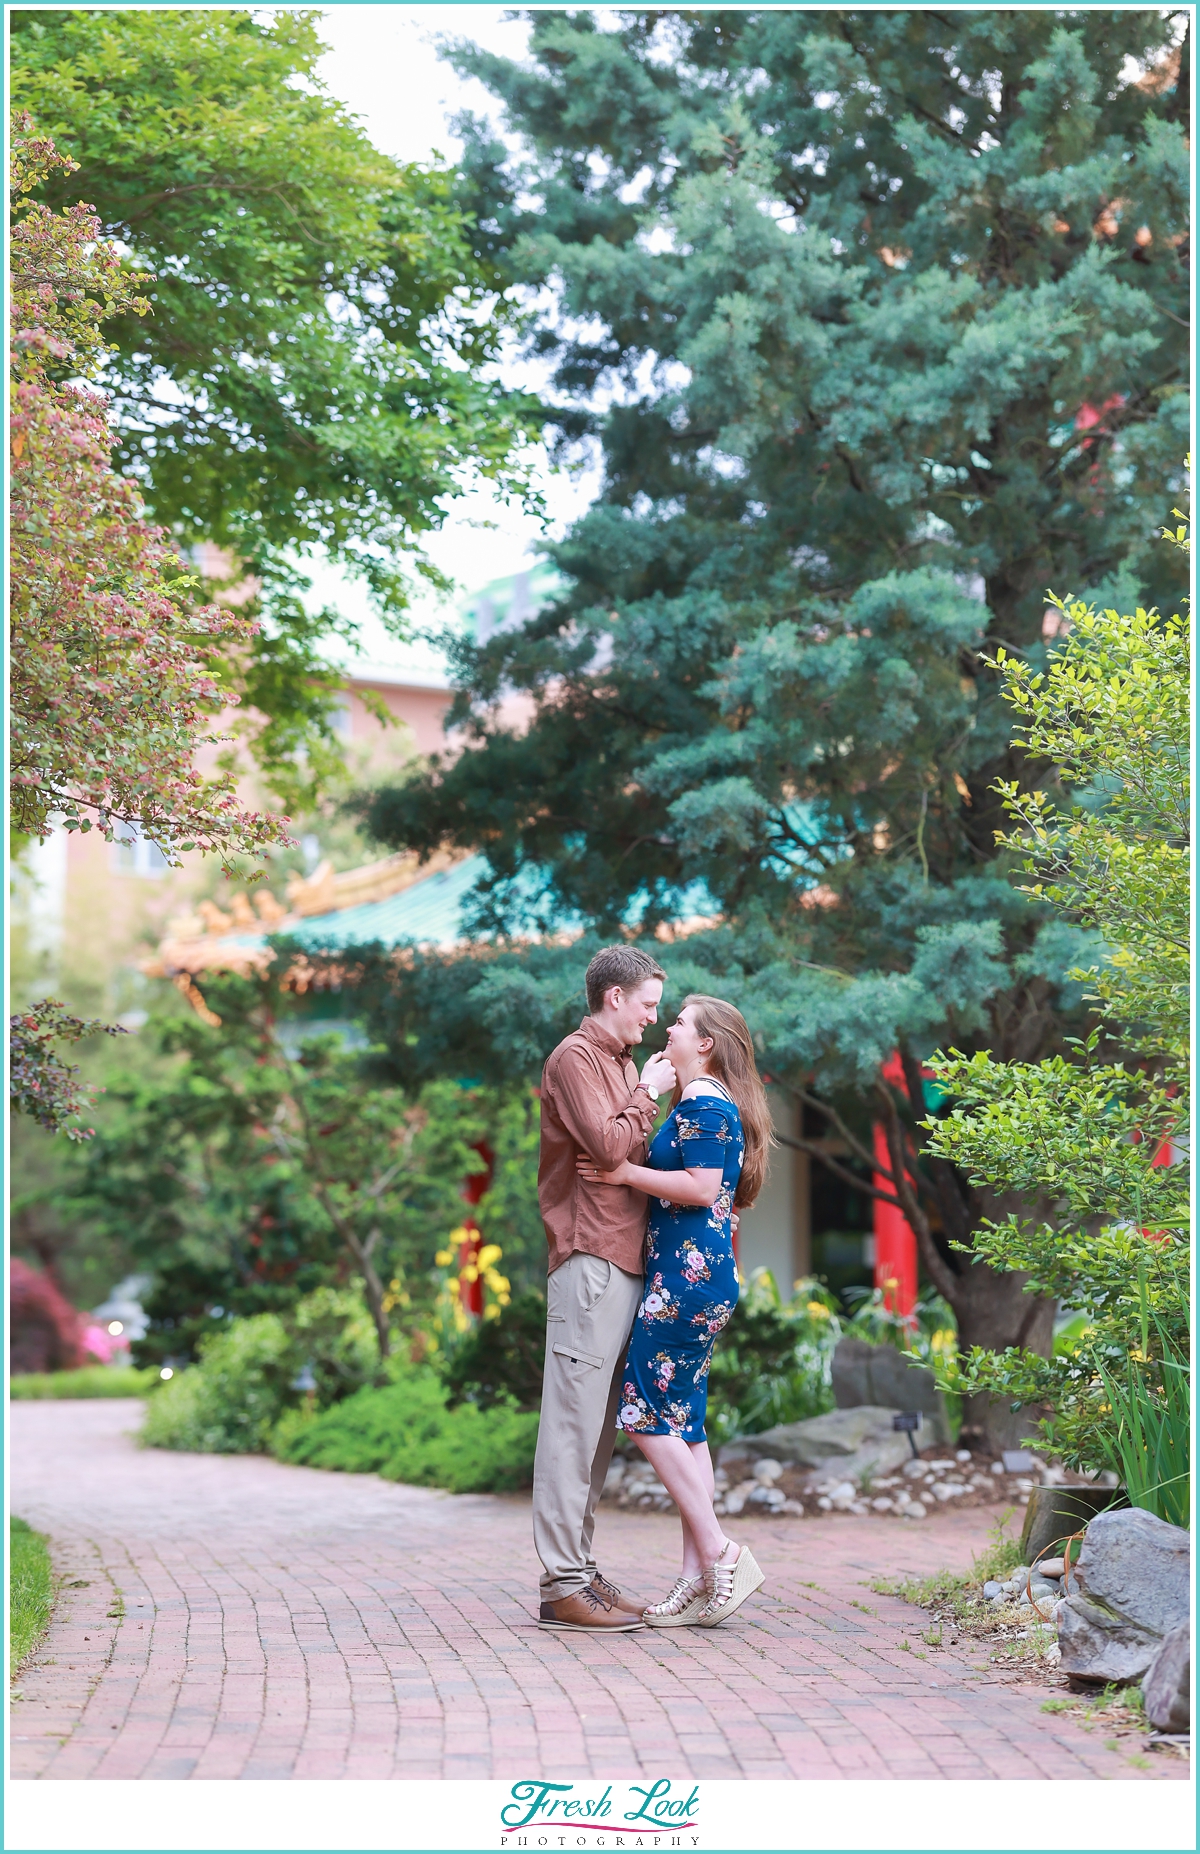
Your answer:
[533,945,676,1631]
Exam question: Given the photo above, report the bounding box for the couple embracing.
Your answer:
[532,945,772,1633]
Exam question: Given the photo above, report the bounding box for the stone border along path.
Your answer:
[10,1400,1185,1782]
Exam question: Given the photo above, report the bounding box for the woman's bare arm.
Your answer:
[576,1155,723,1207]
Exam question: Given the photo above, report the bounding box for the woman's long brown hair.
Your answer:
[673,994,774,1208]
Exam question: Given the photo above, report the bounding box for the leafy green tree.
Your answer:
[10,125,288,866]
[11,8,540,808]
[59,965,551,1362]
[924,504,1189,1506]
[355,11,1189,1432]
[8,1000,125,1142]
[72,968,491,1361]
[9,122,289,1151]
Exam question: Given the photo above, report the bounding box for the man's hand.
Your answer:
[639,1051,676,1095]
[577,1155,632,1186]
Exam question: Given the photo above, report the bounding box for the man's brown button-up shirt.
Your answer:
[538,1016,660,1277]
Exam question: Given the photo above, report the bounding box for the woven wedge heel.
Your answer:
[642,1576,707,1628]
[696,1541,764,1626]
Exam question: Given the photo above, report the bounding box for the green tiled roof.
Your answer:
[292,854,496,952]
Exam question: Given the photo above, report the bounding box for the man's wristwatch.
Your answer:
[637,1081,659,1102]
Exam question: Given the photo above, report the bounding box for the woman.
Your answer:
[576,994,773,1628]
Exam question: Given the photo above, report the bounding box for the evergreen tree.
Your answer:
[357,9,1189,1436]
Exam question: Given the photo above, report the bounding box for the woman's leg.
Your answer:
[675,1440,716,1577]
[634,1432,738,1572]
[690,1437,715,1502]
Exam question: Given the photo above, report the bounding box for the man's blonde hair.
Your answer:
[585,945,666,1014]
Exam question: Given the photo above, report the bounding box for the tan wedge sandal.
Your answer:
[642,1575,707,1628]
[696,1540,764,1626]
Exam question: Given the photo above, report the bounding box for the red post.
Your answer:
[872,1053,918,1319]
[457,1141,494,1318]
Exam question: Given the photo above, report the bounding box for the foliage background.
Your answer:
[10,6,541,808]
[345,11,1189,1410]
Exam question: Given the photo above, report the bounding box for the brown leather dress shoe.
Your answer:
[538,1587,645,1632]
[591,1571,646,1616]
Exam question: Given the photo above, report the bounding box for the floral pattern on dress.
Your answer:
[680,1243,711,1285]
[618,1092,743,1444]
[649,1349,678,1394]
[619,1385,655,1431]
[691,1300,734,1341]
[676,1111,733,1149]
[706,1183,734,1235]
[638,1272,677,1322]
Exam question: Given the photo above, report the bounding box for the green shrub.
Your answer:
[10,1516,53,1670]
[1096,1301,1190,1528]
[276,1365,540,1493]
[971,1509,1025,1584]
[288,1285,381,1406]
[706,1271,840,1443]
[140,1312,295,1453]
[439,1289,546,1411]
[10,1365,159,1399]
[140,1286,381,1454]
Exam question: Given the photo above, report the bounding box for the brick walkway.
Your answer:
[10,1400,1183,1782]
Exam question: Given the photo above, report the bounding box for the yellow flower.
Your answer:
[477,1243,503,1269]
[434,1250,454,1268]
[806,1301,831,1321]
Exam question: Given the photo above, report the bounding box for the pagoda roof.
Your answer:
[145,850,717,993]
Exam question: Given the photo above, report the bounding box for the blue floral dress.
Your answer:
[618,1090,743,1442]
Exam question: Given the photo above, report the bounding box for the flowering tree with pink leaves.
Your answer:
[9,121,290,874]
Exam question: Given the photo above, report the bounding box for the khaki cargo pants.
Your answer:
[532,1251,643,1601]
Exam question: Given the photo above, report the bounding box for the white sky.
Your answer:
[310,5,599,665]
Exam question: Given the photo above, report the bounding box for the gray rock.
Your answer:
[1055,1510,1191,1686]
[752,1457,784,1484]
[810,1440,913,1487]
[723,1405,910,1469]
[1075,1507,1190,1638]
[830,1338,952,1445]
[982,1580,1003,1599]
[1057,1592,1163,1684]
[1019,1485,1128,1566]
[1142,1621,1190,1733]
